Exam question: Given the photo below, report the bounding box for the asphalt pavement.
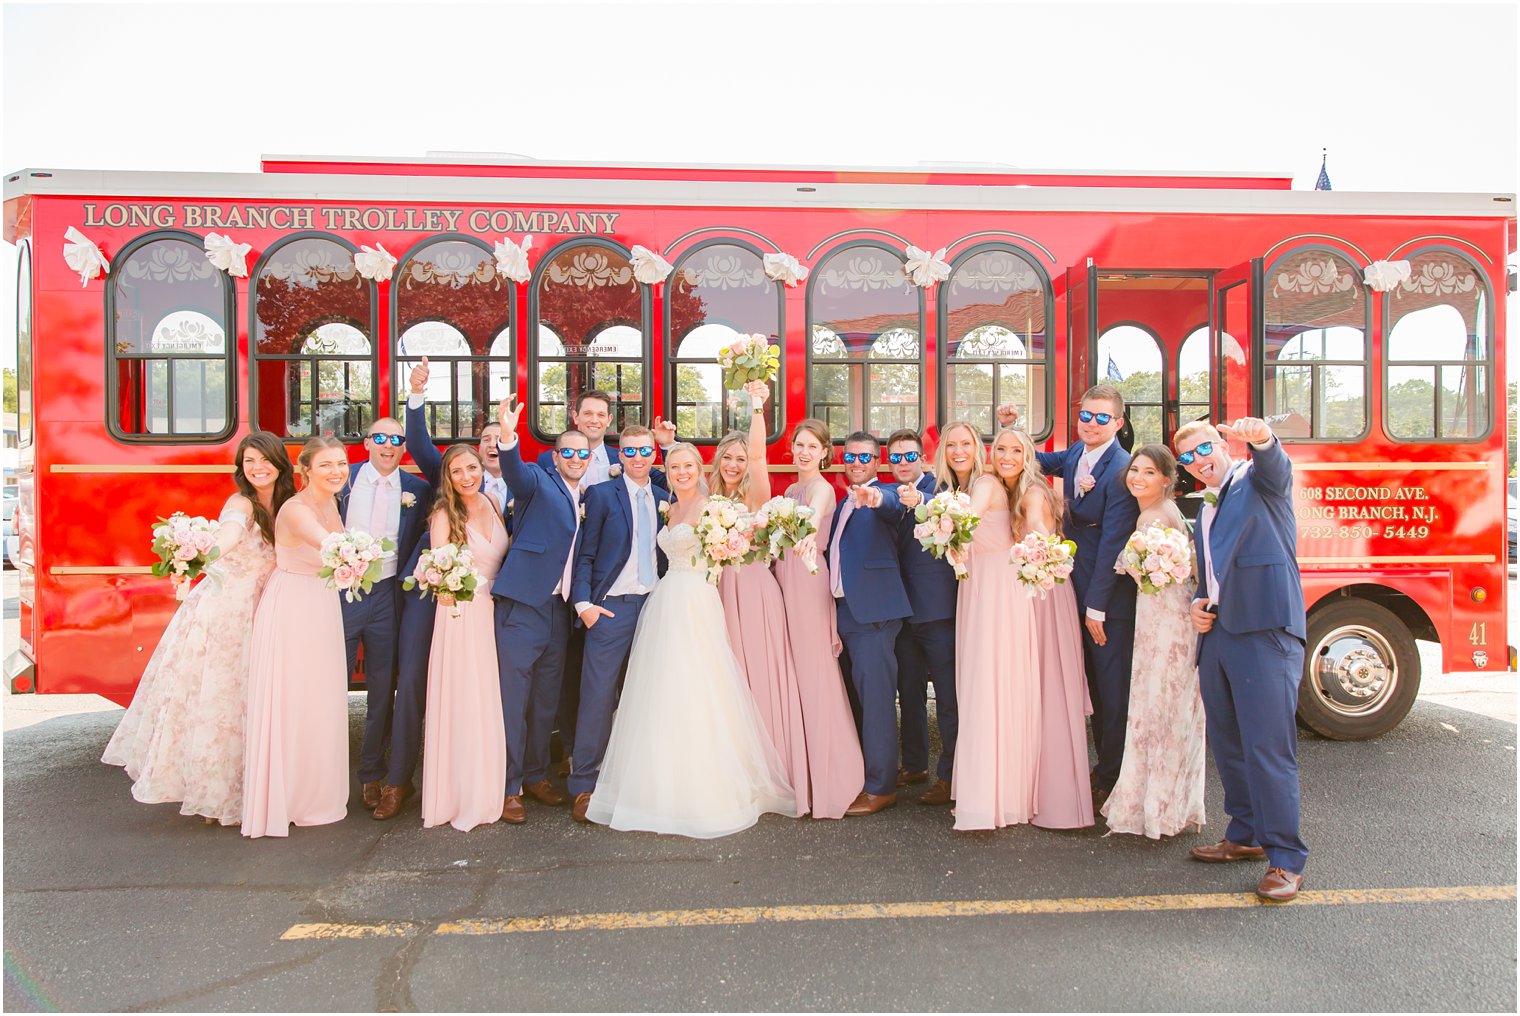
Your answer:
[2,570,1516,1012]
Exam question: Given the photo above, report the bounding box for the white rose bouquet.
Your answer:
[150,512,221,600]
[911,491,980,579]
[716,333,781,389]
[403,542,482,618]
[1116,523,1194,595]
[747,495,819,573]
[319,529,395,603]
[1009,532,1077,598]
[693,494,755,584]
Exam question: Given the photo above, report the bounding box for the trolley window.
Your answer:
[15,241,32,448]
[1096,323,1165,447]
[1262,247,1369,442]
[1385,248,1493,442]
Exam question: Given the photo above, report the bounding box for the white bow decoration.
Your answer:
[62,227,110,287]
[630,244,675,285]
[762,252,810,288]
[354,243,397,282]
[1363,259,1412,293]
[203,232,252,278]
[493,235,533,284]
[903,244,951,288]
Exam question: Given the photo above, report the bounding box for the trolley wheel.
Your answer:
[1298,599,1420,741]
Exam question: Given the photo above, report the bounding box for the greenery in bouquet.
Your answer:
[717,333,780,390]
[912,491,980,579]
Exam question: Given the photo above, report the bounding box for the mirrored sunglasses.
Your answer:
[842,452,875,464]
[1077,410,1115,425]
[369,433,405,447]
[620,446,656,458]
[1177,441,1214,466]
[557,447,593,460]
[887,451,921,464]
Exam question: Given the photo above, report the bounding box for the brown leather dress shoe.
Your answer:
[361,781,383,810]
[501,795,526,824]
[372,784,413,821]
[844,791,898,816]
[1256,867,1304,902]
[918,779,952,806]
[524,780,565,806]
[1189,839,1267,863]
[896,767,929,787]
[572,792,593,823]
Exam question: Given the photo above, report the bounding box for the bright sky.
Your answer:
[1,1,1516,378]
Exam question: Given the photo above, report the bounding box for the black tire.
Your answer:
[1298,598,1420,740]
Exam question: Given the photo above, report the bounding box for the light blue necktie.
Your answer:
[636,487,654,587]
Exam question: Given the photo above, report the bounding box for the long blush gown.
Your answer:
[422,513,510,832]
[102,504,275,825]
[1030,579,1095,829]
[952,511,1041,831]
[1101,541,1207,839]
[773,481,865,819]
[241,528,349,839]
[721,561,810,816]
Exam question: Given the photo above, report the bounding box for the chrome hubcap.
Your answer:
[1311,625,1397,717]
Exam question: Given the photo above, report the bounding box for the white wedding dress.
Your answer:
[586,523,796,838]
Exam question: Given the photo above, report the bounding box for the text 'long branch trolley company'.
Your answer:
[4,154,1514,739]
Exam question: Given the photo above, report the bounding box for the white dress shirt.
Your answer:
[344,462,402,579]
[582,443,614,487]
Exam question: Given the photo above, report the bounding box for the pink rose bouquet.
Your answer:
[403,542,482,618]
[911,491,980,579]
[319,529,395,603]
[1116,523,1194,595]
[150,512,222,600]
[716,333,781,389]
[1009,532,1078,599]
[693,494,754,584]
[747,495,819,573]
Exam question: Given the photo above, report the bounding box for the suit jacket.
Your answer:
[1194,436,1306,640]
[1035,442,1139,621]
[536,440,667,489]
[337,461,433,584]
[825,479,912,626]
[494,439,581,605]
[897,472,958,624]
[570,478,672,610]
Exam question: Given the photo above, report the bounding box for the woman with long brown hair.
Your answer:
[104,432,296,826]
[420,445,509,832]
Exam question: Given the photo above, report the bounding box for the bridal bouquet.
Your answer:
[1009,532,1078,599]
[693,495,754,584]
[1116,523,1194,595]
[716,333,780,389]
[403,542,482,618]
[150,512,221,600]
[747,495,819,573]
[912,491,980,579]
[319,529,395,603]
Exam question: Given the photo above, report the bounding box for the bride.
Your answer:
[585,441,797,838]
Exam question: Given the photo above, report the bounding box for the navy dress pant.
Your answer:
[344,576,400,785]
[1083,616,1135,790]
[895,618,958,782]
[496,596,573,797]
[568,593,647,797]
[383,589,436,788]
[836,596,903,797]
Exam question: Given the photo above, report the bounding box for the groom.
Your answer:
[1176,417,1308,902]
[567,424,672,821]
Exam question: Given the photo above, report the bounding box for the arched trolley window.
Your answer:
[249,234,377,441]
[106,231,235,442]
[1384,247,1493,442]
[1095,324,1164,449]
[1262,247,1370,442]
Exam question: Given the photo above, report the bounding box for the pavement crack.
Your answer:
[121,947,333,1013]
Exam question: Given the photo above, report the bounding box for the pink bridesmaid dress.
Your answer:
[773,482,865,820]
[241,533,348,839]
[951,510,1041,831]
[1030,579,1095,829]
[422,513,510,832]
[720,562,810,817]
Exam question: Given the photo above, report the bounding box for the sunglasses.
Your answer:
[1177,442,1214,466]
[888,451,921,464]
[1077,410,1115,425]
[841,452,875,464]
[369,433,405,447]
[620,446,656,459]
[557,447,593,460]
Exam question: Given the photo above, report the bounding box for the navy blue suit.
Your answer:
[825,480,910,797]
[894,472,959,783]
[496,438,583,797]
[1036,441,1140,790]
[566,477,671,797]
[337,461,434,786]
[1195,436,1308,873]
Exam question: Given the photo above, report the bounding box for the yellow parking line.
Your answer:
[280,884,1516,941]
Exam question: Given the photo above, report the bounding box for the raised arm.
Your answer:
[404,357,444,487]
[741,381,771,511]
[494,394,540,503]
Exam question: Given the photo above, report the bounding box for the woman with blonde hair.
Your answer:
[930,420,985,494]
[420,445,509,832]
[708,382,810,816]
[772,417,866,819]
[996,428,1094,830]
[242,436,351,838]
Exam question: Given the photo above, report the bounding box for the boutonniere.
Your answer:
[579,504,587,520]
[1203,490,1219,508]
[608,463,623,479]
[400,491,417,509]
[1077,475,1096,495]
[658,501,670,520]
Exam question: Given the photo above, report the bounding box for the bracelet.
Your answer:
[752,407,765,415]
